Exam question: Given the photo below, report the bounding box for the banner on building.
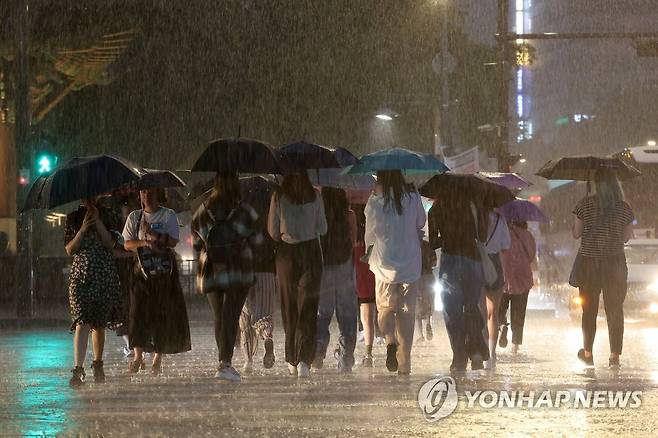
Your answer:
[444,147,480,174]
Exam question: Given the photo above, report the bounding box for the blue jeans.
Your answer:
[315,259,358,370]
[439,253,485,365]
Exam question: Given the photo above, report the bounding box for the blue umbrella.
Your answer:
[278,142,359,171]
[306,168,375,190]
[344,147,449,175]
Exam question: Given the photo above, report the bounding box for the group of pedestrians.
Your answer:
[63,165,633,386]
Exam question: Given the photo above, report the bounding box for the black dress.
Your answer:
[64,207,122,331]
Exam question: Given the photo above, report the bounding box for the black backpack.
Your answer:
[321,211,353,266]
[204,202,249,266]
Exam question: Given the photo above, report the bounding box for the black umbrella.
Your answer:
[191,137,284,174]
[139,169,187,190]
[536,155,641,181]
[189,175,279,215]
[419,173,515,208]
[278,141,359,171]
[22,155,145,211]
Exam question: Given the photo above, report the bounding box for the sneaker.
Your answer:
[263,338,275,369]
[243,360,254,374]
[609,356,620,368]
[577,349,594,367]
[69,366,85,388]
[91,360,105,383]
[425,323,433,341]
[484,358,496,371]
[215,365,241,382]
[499,325,509,349]
[361,354,373,368]
[297,362,310,378]
[471,353,484,371]
[288,363,298,376]
[386,344,398,372]
[510,343,520,354]
[121,345,132,358]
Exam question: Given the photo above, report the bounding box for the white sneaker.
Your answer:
[297,362,310,378]
[243,360,254,374]
[288,363,298,376]
[484,358,496,370]
[215,365,241,382]
[357,330,365,343]
[121,346,132,358]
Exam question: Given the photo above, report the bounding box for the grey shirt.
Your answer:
[268,191,327,244]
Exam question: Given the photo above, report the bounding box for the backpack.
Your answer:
[204,202,249,267]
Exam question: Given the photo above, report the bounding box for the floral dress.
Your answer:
[65,207,121,331]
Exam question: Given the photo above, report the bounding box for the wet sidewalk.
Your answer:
[1,315,658,436]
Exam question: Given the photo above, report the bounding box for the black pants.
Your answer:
[207,287,250,364]
[578,255,627,355]
[276,239,323,366]
[499,291,530,345]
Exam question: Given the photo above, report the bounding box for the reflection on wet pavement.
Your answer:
[1,315,658,436]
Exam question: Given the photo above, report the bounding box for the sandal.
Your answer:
[128,357,145,374]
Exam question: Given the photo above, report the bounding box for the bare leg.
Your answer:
[152,352,162,367]
[91,328,105,361]
[360,303,375,348]
[133,347,144,362]
[486,289,504,360]
[74,324,91,367]
[377,307,396,345]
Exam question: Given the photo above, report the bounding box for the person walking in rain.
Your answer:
[429,197,489,371]
[499,221,537,354]
[313,187,358,373]
[365,170,426,375]
[480,209,511,370]
[415,240,437,343]
[65,197,122,387]
[123,188,191,376]
[193,173,264,382]
[572,170,634,367]
[268,172,327,378]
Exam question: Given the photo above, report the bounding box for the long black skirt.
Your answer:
[129,262,192,354]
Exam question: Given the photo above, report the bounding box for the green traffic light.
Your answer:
[37,154,56,174]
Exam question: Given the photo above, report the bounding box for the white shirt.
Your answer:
[364,190,426,284]
[485,211,511,254]
[122,207,180,243]
[268,191,327,244]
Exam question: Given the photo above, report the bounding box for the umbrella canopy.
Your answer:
[189,175,279,214]
[191,137,284,174]
[307,168,376,190]
[22,155,145,211]
[499,199,549,223]
[278,142,359,171]
[479,172,531,190]
[139,169,186,190]
[419,173,515,208]
[536,155,641,181]
[344,147,449,176]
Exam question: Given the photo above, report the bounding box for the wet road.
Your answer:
[1,314,658,437]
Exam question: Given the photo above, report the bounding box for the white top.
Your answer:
[364,190,426,284]
[485,211,511,254]
[268,191,328,244]
[122,207,180,243]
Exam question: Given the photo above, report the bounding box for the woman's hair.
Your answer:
[594,170,624,213]
[155,188,167,204]
[207,172,241,208]
[280,172,316,205]
[512,221,528,229]
[322,187,349,222]
[377,170,413,215]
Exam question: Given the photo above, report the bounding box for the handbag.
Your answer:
[470,203,498,288]
[134,210,174,280]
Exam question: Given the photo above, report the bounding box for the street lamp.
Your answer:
[648,140,656,147]
[375,108,399,121]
